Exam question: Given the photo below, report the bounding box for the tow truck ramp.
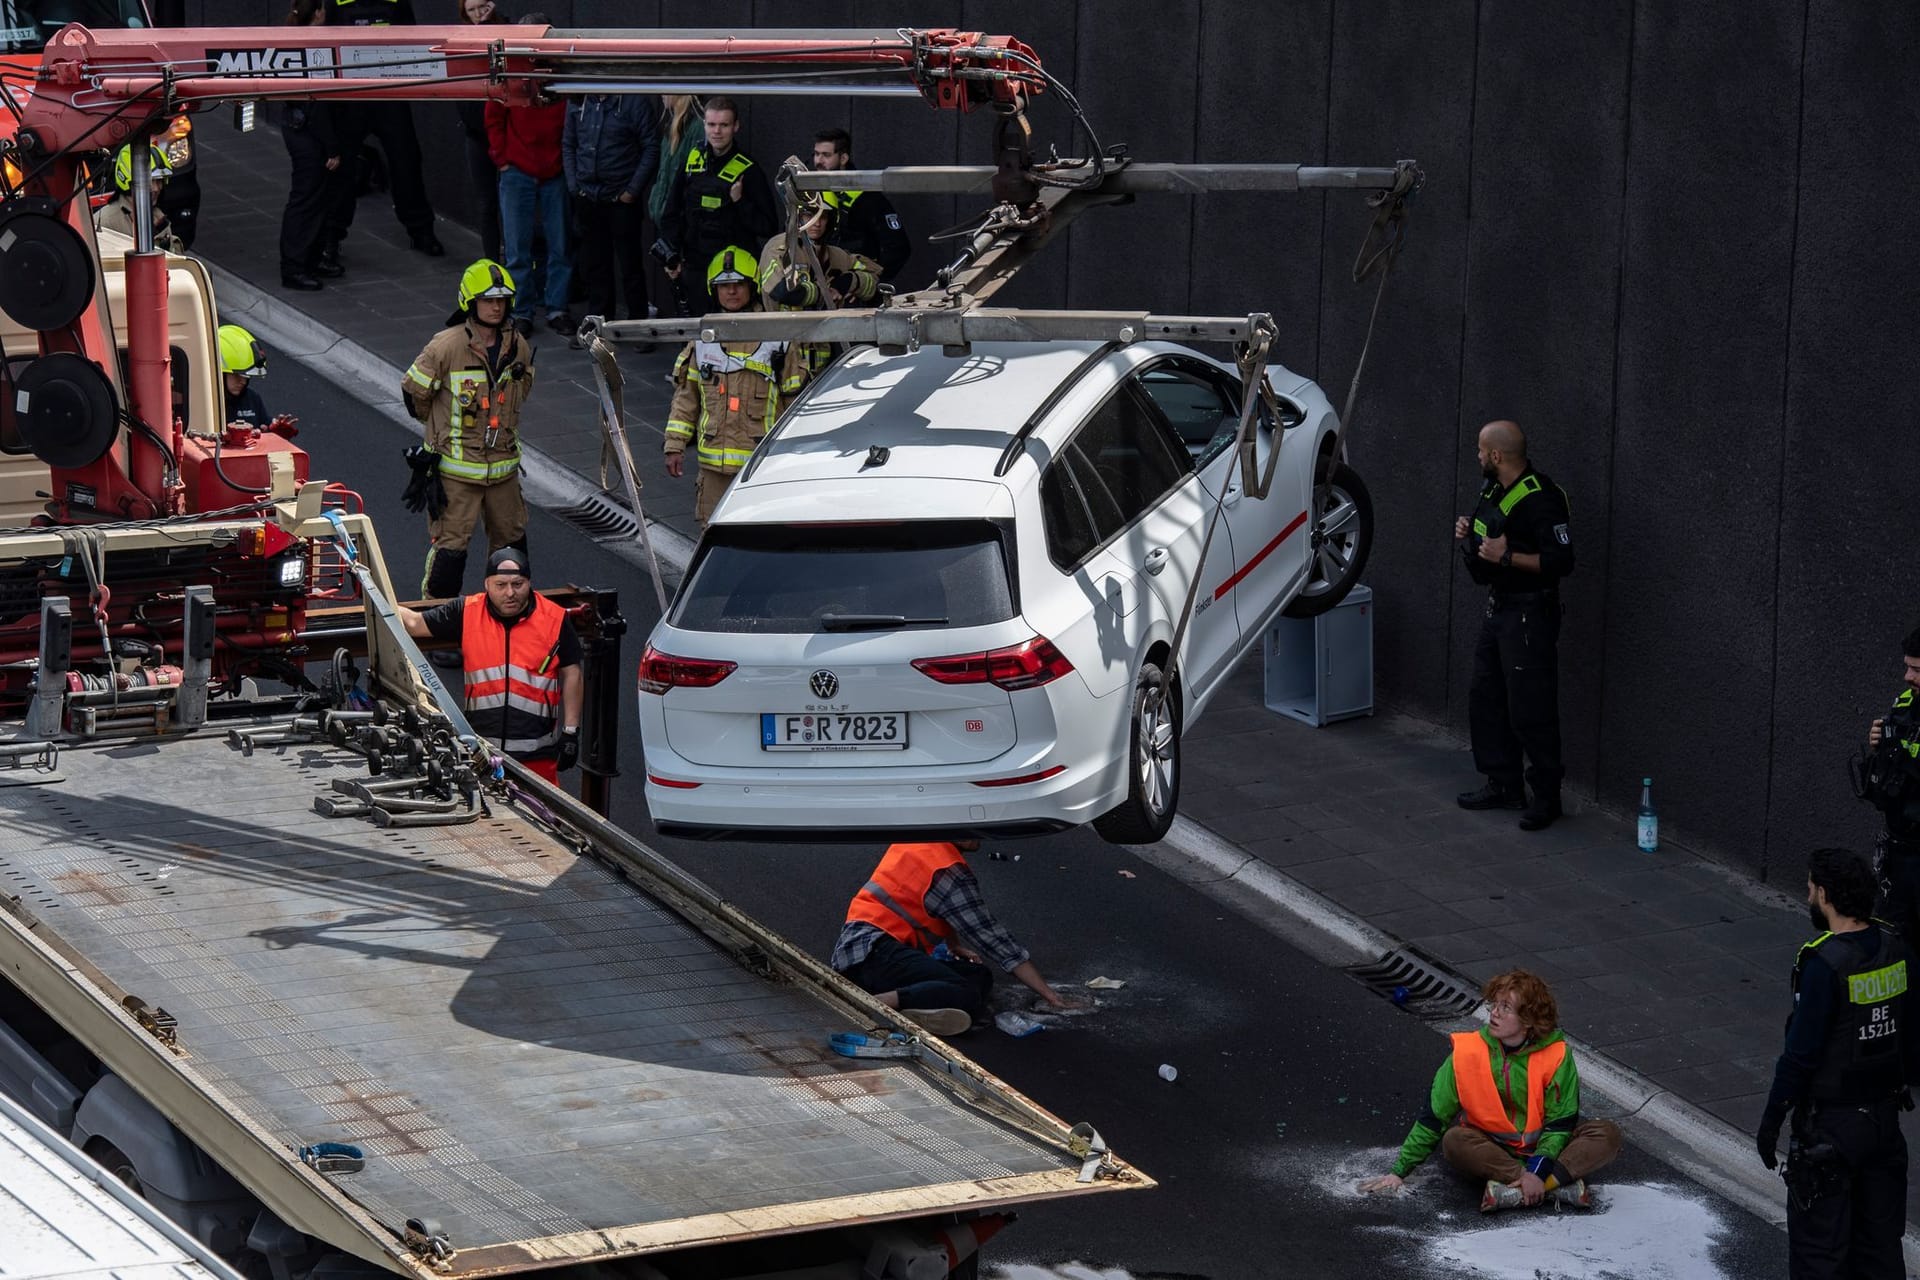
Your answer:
[0,727,1143,1276]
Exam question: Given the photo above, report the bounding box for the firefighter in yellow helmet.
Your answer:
[662,246,808,526]
[95,144,185,254]
[217,325,270,427]
[758,201,881,379]
[401,259,537,601]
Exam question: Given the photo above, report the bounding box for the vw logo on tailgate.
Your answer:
[809,669,840,700]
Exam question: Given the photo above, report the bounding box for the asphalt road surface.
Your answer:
[282,353,1789,1280]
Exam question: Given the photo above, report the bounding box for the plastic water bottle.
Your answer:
[1637,777,1658,853]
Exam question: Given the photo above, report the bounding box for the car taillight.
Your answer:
[637,646,736,694]
[912,636,1074,691]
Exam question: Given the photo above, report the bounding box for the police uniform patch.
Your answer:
[885,213,901,230]
[1554,523,1570,545]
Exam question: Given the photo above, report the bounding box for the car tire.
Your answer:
[1284,461,1373,618]
[87,1140,143,1197]
[1094,662,1180,845]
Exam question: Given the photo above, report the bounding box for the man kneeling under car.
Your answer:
[1358,969,1622,1210]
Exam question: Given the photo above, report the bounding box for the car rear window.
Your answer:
[672,521,1017,634]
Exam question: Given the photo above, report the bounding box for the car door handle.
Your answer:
[1222,483,1241,507]
[1144,547,1169,575]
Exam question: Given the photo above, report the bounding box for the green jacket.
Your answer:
[1390,1027,1581,1177]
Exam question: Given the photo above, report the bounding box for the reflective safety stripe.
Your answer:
[859,881,942,951]
[438,454,520,482]
[699,195,723,209]
[696,442,761,470]
[1898,689,1915,709]
[692,340,784,380]
[824,189,864,208]
[1452,1032,1568,1152]
[1498,474,1543,515]
[1472,518,1489,537]
[461,592,565,756]
[1849,960,1909,1004]
[716,154,751,183]
[405,363,440,391]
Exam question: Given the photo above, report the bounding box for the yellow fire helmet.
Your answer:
[217,324,266,379]
[705,245,759,291]
[457,259,516,310]
[112,144,174,193]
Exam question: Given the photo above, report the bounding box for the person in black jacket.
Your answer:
[811,127,910,283]
[277,0,341,290]
[319,0,445,260]
[1757,847,1918,1280]
[658,97,777,313]
[564,93,661,339]
[1453,420,1575,831]
[455,0,510,262]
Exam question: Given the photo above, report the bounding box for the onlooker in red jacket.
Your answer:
[486,87,572,337]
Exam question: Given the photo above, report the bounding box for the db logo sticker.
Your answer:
[965,720,984,733]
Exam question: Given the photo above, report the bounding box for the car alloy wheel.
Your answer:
[1095,662,1180,845]
[1285,461,1374,618]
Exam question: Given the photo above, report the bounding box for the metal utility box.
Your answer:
[1264,584,1374,726]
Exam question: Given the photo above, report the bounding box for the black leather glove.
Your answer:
[1756,1106,1784,1170]
[828,270,857,300]
[555,728,579,772]
[401,446,446,517]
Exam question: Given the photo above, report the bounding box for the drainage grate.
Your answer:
[1346,947,1485,1022]
[551,492,642,543]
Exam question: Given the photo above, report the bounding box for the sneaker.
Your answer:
[1519,795,1564,831]
[900,1007,971,1037]
[1550,1179,1592,1209]
[1457,781,1526,811]
[1480,1180,1524,1213]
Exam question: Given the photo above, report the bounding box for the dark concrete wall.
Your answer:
[179,0,1914,880]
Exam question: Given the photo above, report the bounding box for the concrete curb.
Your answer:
[1150,816,1920,1267]
[217,262,1914,1266]
[203,262,698,577]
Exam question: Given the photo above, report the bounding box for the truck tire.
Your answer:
[1094,663,1179,845]
[1284,462,1373,618]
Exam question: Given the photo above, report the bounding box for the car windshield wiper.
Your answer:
[819,613,949,632]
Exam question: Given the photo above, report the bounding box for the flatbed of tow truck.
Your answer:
[0,718,1139,1275]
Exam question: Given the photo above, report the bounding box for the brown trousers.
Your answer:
[695,465,737,525]
[429,474,528,553]
[1441,1118,1623,1182]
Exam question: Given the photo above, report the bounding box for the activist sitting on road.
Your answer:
[831,840,1073,1037]
[1358,969,1621,1210]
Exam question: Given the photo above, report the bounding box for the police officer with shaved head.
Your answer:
[1757,847,1918,1279]
[1454,420,1575,831]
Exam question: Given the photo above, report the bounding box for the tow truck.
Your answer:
[0,21,1149,1278]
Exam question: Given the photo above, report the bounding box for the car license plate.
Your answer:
[761,712,908,751]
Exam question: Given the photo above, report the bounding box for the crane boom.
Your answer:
[0,22,1044,522]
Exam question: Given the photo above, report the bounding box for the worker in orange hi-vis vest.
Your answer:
[830,840,1076,1038]
[1357,969,1622,1211]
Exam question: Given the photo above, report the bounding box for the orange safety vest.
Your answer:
[1451,1031,1569,1152]
[461,591,565,755]
[844,843,966,954]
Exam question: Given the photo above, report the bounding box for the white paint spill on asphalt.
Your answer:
[989,1266,1142,1280]
[1420,1183,1729,1280]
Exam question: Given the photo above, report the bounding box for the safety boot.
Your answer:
[901,1008,971,1037]
[1550,1179,1592,1209]
[1479,1180,1524,1213]
[1519,794,1563,831]
[1457,781,1526,811]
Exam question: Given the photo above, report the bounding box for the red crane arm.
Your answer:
[23,24,1045,152]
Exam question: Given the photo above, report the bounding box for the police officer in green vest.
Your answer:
[1454,420,1576,830]
[1758,847,1918,1279]
[658,96,777,313]
[1862,626,1920,956]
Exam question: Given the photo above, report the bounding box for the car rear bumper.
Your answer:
[640,742,1126,841]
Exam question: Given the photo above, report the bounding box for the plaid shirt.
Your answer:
[831,862,1030,974]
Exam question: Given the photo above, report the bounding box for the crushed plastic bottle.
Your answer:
[994,1011,1045,1038]
[1637,777,1658,853]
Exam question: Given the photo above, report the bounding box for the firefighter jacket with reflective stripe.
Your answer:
[402,321,535,485]
[1453,1030,1570,1151]
[659,142,778,263]
[461,591,565,756]
[756,234,881,375]
[1793,927,1913,1104]
[94,198,185,255]
[844,843,967,953]
[663,338,806,472]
